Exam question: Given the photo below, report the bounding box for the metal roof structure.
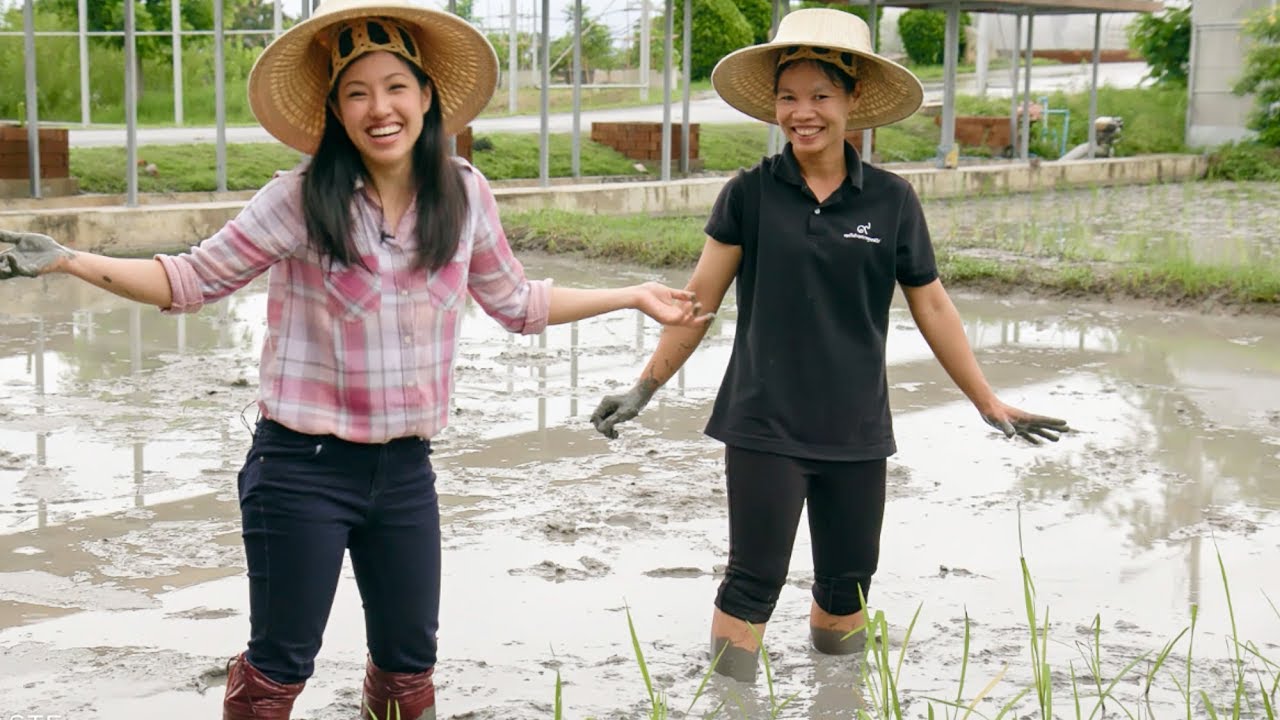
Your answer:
[874,0,1161,13]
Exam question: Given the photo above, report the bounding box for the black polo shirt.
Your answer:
[703,142,938,462]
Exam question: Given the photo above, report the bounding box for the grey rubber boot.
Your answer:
[710,635,760,683]
[810,625,868,656]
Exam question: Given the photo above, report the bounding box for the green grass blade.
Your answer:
[993,687,1032,720]
[894,603,924,690]
[1215,549,1245,720]
[953,609,972,720]
[554,670,563,720]
[1201,689,1221,720]
[685,640,730,718]
[1145,627,1189,697]
[625,604,657,709]
[1187,604,1200,720]
[1071,662,1082,720]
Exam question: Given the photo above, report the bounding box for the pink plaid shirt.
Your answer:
[156,160,551,443]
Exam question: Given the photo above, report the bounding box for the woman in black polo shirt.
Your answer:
[590,8,1068,682]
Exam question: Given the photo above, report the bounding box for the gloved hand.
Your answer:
[982,402,1070,445]
[590,379,658,439]
[0,229,75,279]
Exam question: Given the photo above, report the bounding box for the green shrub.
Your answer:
[1128,6,1191,86]
[1204,141,1280,181]
[735,0,773,45]
[1234,7,1280,147]
[673,0,753,80]
[897,8,969,66]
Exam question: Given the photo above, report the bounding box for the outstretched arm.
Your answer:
[591,236,742,438]
[903,278,1068,443]
[0,230,172,308]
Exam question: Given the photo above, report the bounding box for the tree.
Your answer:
[551,10,618,81]
[736,0,771,44]
[897,8,970,66]
[673,0,753,80]
[1235,7,1280,146]
[1128,6,1191,86]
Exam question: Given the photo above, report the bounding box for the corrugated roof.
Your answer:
[848,0,1161,13]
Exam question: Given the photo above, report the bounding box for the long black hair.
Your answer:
[302,60,469,273]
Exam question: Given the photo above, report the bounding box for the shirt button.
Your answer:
[814,208,821,215]
[400,290,409,297]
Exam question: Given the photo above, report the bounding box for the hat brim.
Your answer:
[711,43,924,131]
[248,4,498,154]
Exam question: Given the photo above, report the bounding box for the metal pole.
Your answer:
[1087,12,1102,159]
[78,0,89,126]
[273,0,283,37]
[661,0,674,181]
[301,0,311,21]
[572,0,582,178]
[861,0,878,160]
[767,0,781,156]
[539,0,550,187]
[974,12,990,98]
[215,0,227,192]
[23,0,40,199]
[508,0,518,112]
[1009,13,1021,161]
[125,0,139,206]
[640,0,651,102]
[680,0,691,174]
[1021,14,1034,161]
[937,0,960,168]
[172,0,184,126]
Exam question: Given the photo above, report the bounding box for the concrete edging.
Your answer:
[0,154,1208,257]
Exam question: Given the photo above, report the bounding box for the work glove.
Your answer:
[591,380,658,439]
[982,406,1070,445]
[0,229,74,279]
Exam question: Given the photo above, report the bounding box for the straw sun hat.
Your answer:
[711,8,924,130]
[247,0,498,154]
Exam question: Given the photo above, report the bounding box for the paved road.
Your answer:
[66,62,1149,147]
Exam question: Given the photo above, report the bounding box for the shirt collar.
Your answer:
[774,141,865,192]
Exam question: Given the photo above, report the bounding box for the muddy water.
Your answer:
[0,255,1277,719]
[927,181,1280,266]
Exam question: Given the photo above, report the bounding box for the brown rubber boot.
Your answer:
[222,652,305,720]
[363,656,437,720]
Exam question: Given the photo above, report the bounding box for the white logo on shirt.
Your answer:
[843,222,881,244]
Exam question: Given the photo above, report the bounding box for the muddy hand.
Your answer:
[0,229,75,279]
[983,408,1070,445]
[633,281,715,328]
[591,379,657,439]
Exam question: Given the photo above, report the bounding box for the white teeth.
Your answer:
[370,125,401,137]
[794,127,821,137]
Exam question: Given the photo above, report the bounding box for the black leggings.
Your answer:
[714,445,887,624]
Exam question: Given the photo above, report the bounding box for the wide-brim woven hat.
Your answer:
[247,0,498,154]
[711,8,924,131]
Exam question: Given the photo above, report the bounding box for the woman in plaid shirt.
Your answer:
[0,1,711,717]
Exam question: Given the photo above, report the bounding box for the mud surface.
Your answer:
[1,256,1277,719]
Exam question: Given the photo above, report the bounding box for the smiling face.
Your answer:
[774,59,859,160]
[331,50,433,176]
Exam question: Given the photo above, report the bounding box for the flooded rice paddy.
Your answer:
[0,249,1277,718]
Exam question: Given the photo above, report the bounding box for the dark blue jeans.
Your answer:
[237,419,440,685]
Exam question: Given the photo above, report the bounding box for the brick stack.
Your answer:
[591,122,700,163]
[0,125,69,179]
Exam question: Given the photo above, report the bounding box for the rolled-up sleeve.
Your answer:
[462,164,552,335]
[157,171,307,314]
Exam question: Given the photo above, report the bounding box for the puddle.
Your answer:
[0,254,1277,719]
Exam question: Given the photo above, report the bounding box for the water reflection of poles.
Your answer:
[537,331,548,436]
[569,321,579,417]
[130,305,143,375]
[134,442,145,508]
[34,315,45,396]
[177,314,187,355]
[635,309,645,355]
[35,432,47,529]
